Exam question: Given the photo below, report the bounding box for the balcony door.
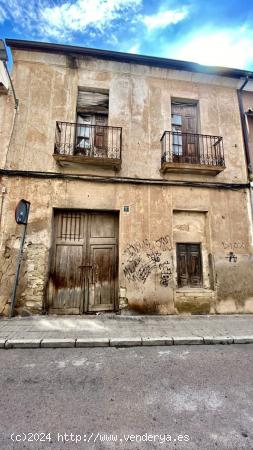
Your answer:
[75,113,108,157]
[171,102,199,163]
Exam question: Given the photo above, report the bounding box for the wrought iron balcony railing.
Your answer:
[54,121,122,162]
[161,131,225,172]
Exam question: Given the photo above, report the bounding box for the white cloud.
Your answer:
[143,8,188,31]
[170,28,253,69]
[0,5,6,23]
[0,0,142,40]
[128,43,140,54]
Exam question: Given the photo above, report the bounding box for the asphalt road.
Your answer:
[0,345,253,450]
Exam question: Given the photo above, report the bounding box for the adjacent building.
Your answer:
[0,39,253,316]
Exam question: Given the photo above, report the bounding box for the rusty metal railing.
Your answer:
[160,131,225,167]
[54,121,122,160]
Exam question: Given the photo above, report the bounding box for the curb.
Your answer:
[1,335,253,348]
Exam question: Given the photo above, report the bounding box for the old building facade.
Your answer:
[0,39,253,316]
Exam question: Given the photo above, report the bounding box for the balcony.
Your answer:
[54,121,122,170]
[160,131,225,175]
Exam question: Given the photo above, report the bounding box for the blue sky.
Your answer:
[1,0,253,70]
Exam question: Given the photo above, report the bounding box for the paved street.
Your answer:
[0,345,253,450]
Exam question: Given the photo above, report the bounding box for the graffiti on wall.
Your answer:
[123,236,173,286]
[222,241,245,250]
[159,261,173,287]
[225,252,238,263]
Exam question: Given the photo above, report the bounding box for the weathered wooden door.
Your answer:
[177,243,202,287]
[171,102,199,163]
[87,213,118,312]
[48,210,118,314]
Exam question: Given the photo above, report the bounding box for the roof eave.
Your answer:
[5,38,253,80]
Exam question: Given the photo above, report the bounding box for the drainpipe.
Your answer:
[237,76,252,173]
[237,76,253,239]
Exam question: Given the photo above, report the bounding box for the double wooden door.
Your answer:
[177,243,202,287]
[48,210,118,314]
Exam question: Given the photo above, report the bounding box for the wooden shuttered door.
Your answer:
[48,210,118,314]
[177,243,202,287]
[171,102,199,163]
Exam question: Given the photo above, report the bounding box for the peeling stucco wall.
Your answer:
[0,176,252,316]
[0,49,252,316]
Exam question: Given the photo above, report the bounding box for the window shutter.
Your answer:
[77,90,109,113]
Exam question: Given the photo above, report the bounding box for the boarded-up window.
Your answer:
[77,89,109,114]
[177,243,202,287]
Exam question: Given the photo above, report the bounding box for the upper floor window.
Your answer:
[171,100,199,162]
[76,89,109,156]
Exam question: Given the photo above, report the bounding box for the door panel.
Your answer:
[87,213,118,312]
[49,210,118,314]
[177,244,188,287]
[51,244,83,312]
[88,245,116,311]
[94,115,108,157]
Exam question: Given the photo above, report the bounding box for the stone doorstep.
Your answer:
[173,336,204,345]
[233,336,253,344]
[5,339,42,349]
[41,338,76,348]
[203,336,234,344]
[142,337,173,346]
[0,339,6,348]
[76,338,109,347]
[109,337,142,347]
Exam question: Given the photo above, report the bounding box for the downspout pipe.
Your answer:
[237,75,253,240]
[237,76,252,174]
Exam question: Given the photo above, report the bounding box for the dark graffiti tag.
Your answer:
[147,251,161,263]
[137,262,156,284]
[222,241,245,250]
[124,235,172,258]
[155,235,172,252]
[123,235,173,286]
[159,261,173,287]
[123,255,141,281]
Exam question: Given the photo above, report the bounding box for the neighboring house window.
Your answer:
[75,89,109,156]
[171,101,199,163]
[176,243,202,287]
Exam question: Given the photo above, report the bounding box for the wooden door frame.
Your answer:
[47,208,119,314]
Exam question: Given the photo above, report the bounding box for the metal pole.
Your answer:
[9,205,30,318]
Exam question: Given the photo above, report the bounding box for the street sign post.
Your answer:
[9,200,30,318]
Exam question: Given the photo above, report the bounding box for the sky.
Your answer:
[1,0,253,70]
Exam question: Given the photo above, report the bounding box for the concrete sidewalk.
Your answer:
[0,314,253,348]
